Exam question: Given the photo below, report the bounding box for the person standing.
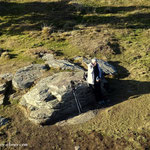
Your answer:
[87,58,104,105]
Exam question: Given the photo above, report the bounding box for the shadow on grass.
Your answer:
[0,1,150,35]
[108,61,130,78]
[9,54,18,59]
[107,78,150,106]
[0,49,18,59]
[102,61,150,106]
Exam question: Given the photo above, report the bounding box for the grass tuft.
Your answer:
[41,25,53,36]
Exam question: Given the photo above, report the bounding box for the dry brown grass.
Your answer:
[70,27,121,58]
[0,105,136,150]
[41,25,53,37]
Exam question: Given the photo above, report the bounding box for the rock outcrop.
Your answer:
[42,54,116,75]
[20,71,94,124]
[12,64,48,90]
[1,56,117,125]
[42,54,82,71]
[74,56,117,75]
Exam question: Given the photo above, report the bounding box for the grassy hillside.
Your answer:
[0,0,150,149]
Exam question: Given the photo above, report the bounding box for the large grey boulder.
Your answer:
[42,53,83,71]
[12,64,48,90]
[74,57,117,75]
[20,72,94,124]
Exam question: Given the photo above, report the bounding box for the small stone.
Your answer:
[42,53,54,61]
[74,146,80,150]
[0,116,9,127]
[0,73,13,81]
[73,56,83,62]
[1,52,10,59]
[0,83,6,94]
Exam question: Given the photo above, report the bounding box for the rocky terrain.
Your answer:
[0,53,116,126]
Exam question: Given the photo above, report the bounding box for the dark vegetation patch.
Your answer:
[0,1,150,36]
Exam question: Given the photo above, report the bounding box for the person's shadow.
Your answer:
[102,61,150,107]
[106,78,150,106]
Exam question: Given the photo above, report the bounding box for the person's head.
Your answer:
[91,58,97,66]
